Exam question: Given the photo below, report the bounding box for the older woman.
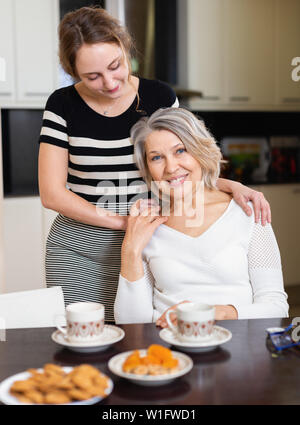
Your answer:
[114,107,289,324]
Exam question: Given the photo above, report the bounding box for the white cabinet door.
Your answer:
[3,197,45,293]
[224,0,251,104]
[183,0,225,109]
[275,0,300,106]
[0,0,16,104]
[225,0,275,107]
[247,0,275,106]
[181,0,300,111]
[14,0,59,105]
[251,184,300,287]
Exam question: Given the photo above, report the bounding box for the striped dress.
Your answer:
[39,77,178,322]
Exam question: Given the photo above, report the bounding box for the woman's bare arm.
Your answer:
[38,143,126,230]
[216,177,271,225]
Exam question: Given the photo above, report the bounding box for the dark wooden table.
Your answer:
[0,318,299,405]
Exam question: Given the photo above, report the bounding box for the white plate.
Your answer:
[51,325,125,353]
[108,349,193,386]
[159,325,232,353]
[0,367,113,405]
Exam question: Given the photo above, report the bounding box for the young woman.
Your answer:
[114,108,288,324]
[39,6,271,322]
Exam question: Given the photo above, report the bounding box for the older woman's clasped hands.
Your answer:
[123,199,167,255]
[120,199,167,283]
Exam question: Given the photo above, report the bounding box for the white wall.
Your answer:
[0,53,6,293]
[0,108,5,293]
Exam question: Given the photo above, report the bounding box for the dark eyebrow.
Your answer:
[148,143,184,155]
[82,55,122,76]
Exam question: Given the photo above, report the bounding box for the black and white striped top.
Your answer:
[39,78,178,215]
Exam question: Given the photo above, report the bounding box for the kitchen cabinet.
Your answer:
[180,0,225,106]
[0,0,59,107]
[275,0,300,106]
[1,196,58,294]
[250,184,300,287]
[2,197,45,293]
[180,0,300,111]
[0,0,15,104]
[224,0,275,107]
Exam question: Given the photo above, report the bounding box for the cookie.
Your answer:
[9,364,109,404]
[23,389,44,404]
[44,390,71,405]
[10,380,36,393]
[68,388,92,401]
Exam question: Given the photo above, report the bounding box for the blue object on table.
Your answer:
[266,324,300,351]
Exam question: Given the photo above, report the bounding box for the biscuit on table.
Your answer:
[23,389,44,404]
[9,363,109,404]
[44,364,65,376]
[55,376,74,390]
[10,379,36,393]
[70,374,93,391]
[11,392,33,404]
[44,390,71,405]
[30,372,48,384]
[68,388,92,401]
[85,384,106,397]
[72,364,100,378]
[93,374,109,389]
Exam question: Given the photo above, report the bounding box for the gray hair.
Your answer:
[131,107,225,189]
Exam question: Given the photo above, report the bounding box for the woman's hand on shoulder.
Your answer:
[122,199,167,256]
[230,182,271,226]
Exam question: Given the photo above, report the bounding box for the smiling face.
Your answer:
[145,129,203,203]
[75,42,130,99]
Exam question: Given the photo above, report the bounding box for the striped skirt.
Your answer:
[45,214,125,322]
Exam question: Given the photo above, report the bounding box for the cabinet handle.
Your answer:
[25,92,50,97]
[230,96,250,102]
[282,98,300,103]
[292,188,300,194]
[0,92,12,96]
[202,96,220,101]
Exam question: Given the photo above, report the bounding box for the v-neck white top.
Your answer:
[114,200,289,323]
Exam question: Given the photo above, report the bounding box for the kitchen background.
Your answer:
[0,0,299,314]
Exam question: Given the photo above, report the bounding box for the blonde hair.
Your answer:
[131,107,225,189]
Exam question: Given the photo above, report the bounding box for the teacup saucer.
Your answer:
[51,325,125,353]
[159,325,232,353]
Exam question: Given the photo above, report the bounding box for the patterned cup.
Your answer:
[55,302,105,343]
[166,302,215,343]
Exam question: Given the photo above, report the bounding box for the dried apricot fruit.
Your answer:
[147,344,172,361]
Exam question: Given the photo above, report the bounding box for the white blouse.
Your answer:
[114,200,289,323]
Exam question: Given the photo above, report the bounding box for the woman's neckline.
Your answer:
[160,198,235,240]
[72,76,141,119]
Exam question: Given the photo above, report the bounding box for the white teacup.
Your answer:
[166,302,215,343]
[55,302,105,343]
